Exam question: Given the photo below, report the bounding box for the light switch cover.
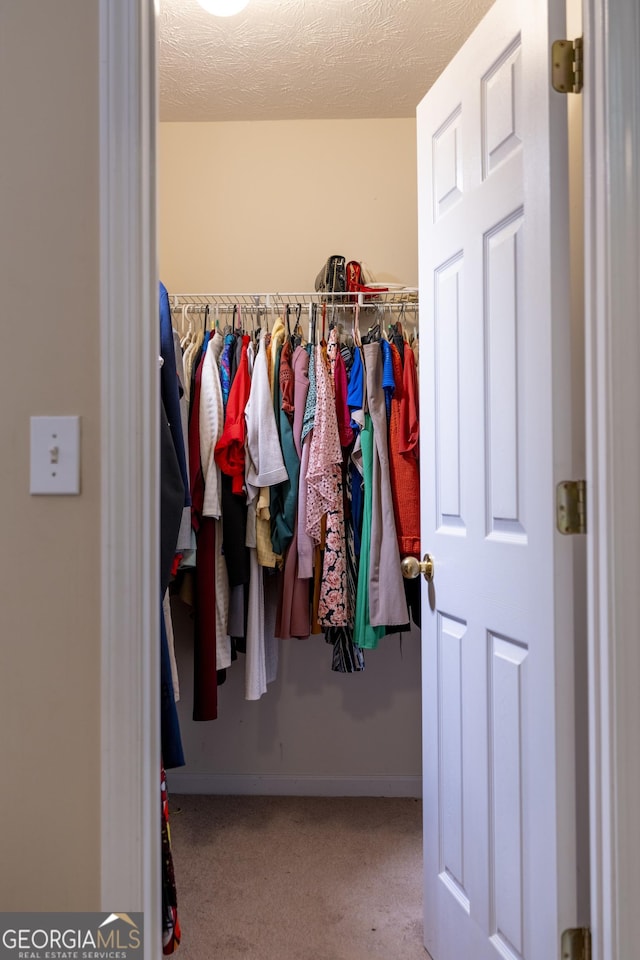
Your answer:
[30,416,81,495]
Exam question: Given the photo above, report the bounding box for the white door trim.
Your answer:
[99,0,159,954]
[584,1,640,958]
[97,1,640,958]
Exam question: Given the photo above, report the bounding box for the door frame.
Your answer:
[99,0,160,946]
[583,0,640,956]
[98,1,640,957]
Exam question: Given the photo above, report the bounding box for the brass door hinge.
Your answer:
[557,480,587,535]
[552,37,584,93]
[561,927,591,960]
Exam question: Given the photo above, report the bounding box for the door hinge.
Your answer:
[561,927,592,960]
[556,480,587,535]
[552,36,584,93]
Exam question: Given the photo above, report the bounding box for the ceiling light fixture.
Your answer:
[196,0,250,16]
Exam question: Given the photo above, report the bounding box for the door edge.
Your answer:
[99,0,160,954]
[584,0,640,957]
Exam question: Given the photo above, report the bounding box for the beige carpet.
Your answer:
[169,794,426,960]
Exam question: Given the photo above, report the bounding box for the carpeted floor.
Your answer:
[169,794,427,960]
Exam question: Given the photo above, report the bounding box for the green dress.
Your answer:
[354,413,385,650]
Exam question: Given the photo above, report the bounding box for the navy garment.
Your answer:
[160,281,191,507]
[159,403,185,769]
[160,403,185,594]
[221,472,250,588]
[351,461,364,558]
[159,285,187,769]
[161,606,184,769]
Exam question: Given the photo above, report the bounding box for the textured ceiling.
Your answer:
[159,0,496,122]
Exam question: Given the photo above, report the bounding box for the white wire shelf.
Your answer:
[170,289,419,312]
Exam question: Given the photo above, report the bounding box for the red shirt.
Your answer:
[215,335,251,496]
[389,343,420,558]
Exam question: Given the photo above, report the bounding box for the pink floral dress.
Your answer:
[306,343,349,627]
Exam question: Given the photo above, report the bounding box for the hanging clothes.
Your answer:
[215,333,251,496]
[251,326,282,570]
[245,329,289,494]
[159,292,187,768]
[325,463,365,672]
[190,337,220,722]
[270,338,300,556]
[280,338,295,418]
[216,334,252,616]
[159,284,188,959]
[163,590,180,702]
[380,338,395,422]
[297,345,317,579]
[161,763,181,956]
[200,330,225,518]
[173,329,192,555]
[244,329,289,699]
[167,295,420,710]
[199,329,231,671]
[400,340,420,457]
[306,344,343,544]
[160,282,191,512]
[353,413,385,650]
[276,343,312,640]
[317,467,349,628]
[219,332,235,411]
[362,341,409,630]
[334,348,354,449]
[389,342,420,559]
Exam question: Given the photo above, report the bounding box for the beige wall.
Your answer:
[171,602,422,789]
[0,1,101,907]
[158,119,418,292]
[159,118,422,791]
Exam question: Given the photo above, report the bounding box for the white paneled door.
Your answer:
[417,0,579,958]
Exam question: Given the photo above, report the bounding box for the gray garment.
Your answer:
[362,342,409,628]
[227,584,245,637]
[173,329,192,552]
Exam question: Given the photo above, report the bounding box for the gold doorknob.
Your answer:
[401,554,435,583]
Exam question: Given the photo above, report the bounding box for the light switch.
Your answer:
[30,416,81,495]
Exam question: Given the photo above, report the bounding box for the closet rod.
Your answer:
[171,290,418,309]
[171,301,418,313]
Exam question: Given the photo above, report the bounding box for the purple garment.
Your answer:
[276,344,313,639]
[219,333,234,411]
[297,437,314,580]
[292,346,310,457]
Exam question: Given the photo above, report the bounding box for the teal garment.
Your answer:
[354,413,385,650]
[301,346,316,443]
[270,344,300,555]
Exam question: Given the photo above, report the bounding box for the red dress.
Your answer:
[388,343,420,558]
[214,334,251,495]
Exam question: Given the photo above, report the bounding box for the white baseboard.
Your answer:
[166,772,422,798]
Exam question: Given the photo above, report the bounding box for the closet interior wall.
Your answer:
[159,117,422,797]
[159,119,418,293]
